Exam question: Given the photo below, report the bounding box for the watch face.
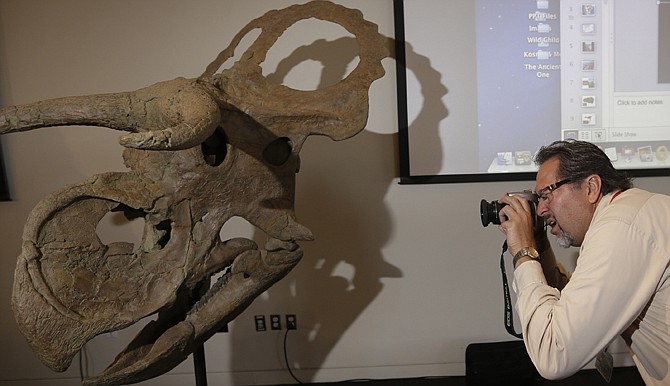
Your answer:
[526,247,539,259]
[517,247,539,259]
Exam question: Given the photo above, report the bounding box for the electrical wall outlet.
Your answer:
[256,314,296,331]
[270,314,282,330]
[254,315,266,332]
[286,314,297,330]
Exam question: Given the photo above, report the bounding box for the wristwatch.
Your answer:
[513,247,540,267]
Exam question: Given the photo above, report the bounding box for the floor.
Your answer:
[274,366,644,385]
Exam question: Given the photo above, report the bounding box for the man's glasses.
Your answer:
[535,178,573,202]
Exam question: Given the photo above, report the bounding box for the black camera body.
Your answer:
[480,190,543,229]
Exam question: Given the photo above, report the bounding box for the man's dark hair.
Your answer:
[535,140,633,195]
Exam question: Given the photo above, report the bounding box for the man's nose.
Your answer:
[537,199,549,217]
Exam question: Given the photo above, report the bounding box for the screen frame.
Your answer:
[394,0,670,185]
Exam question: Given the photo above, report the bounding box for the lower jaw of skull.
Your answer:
[83,243,303,386]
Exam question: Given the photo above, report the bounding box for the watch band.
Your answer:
[513,247,540,267]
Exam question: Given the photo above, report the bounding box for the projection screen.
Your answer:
[396,0,670,183]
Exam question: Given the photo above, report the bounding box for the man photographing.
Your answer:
[498,140,670,385]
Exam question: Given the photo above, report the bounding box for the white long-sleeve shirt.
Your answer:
[513,188,670,385]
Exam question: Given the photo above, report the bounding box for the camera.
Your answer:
[480,190,543,228]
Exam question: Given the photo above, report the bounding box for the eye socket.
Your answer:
[262,137,293,166]
[201,129,228,167]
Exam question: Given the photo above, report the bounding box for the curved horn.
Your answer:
[1,77,221,150]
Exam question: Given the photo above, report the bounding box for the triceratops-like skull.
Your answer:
[1,1,388,385]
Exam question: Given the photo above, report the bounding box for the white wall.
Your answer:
[0,1,668,385]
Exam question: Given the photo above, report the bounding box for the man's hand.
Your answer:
[497,194,537,258]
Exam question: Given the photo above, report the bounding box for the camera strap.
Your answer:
[500,241,523,339]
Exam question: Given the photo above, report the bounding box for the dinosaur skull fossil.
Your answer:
[1,1,389,385]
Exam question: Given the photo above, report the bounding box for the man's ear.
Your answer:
[585,174,602,203]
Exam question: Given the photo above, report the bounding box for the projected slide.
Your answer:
[398,0,670,182]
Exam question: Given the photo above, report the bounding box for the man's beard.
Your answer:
[556,227,574,248]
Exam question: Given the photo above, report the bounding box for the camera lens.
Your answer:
[480,197,545,229]
[480,199,504,227]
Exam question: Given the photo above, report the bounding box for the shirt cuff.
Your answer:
[512,260,546,294]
